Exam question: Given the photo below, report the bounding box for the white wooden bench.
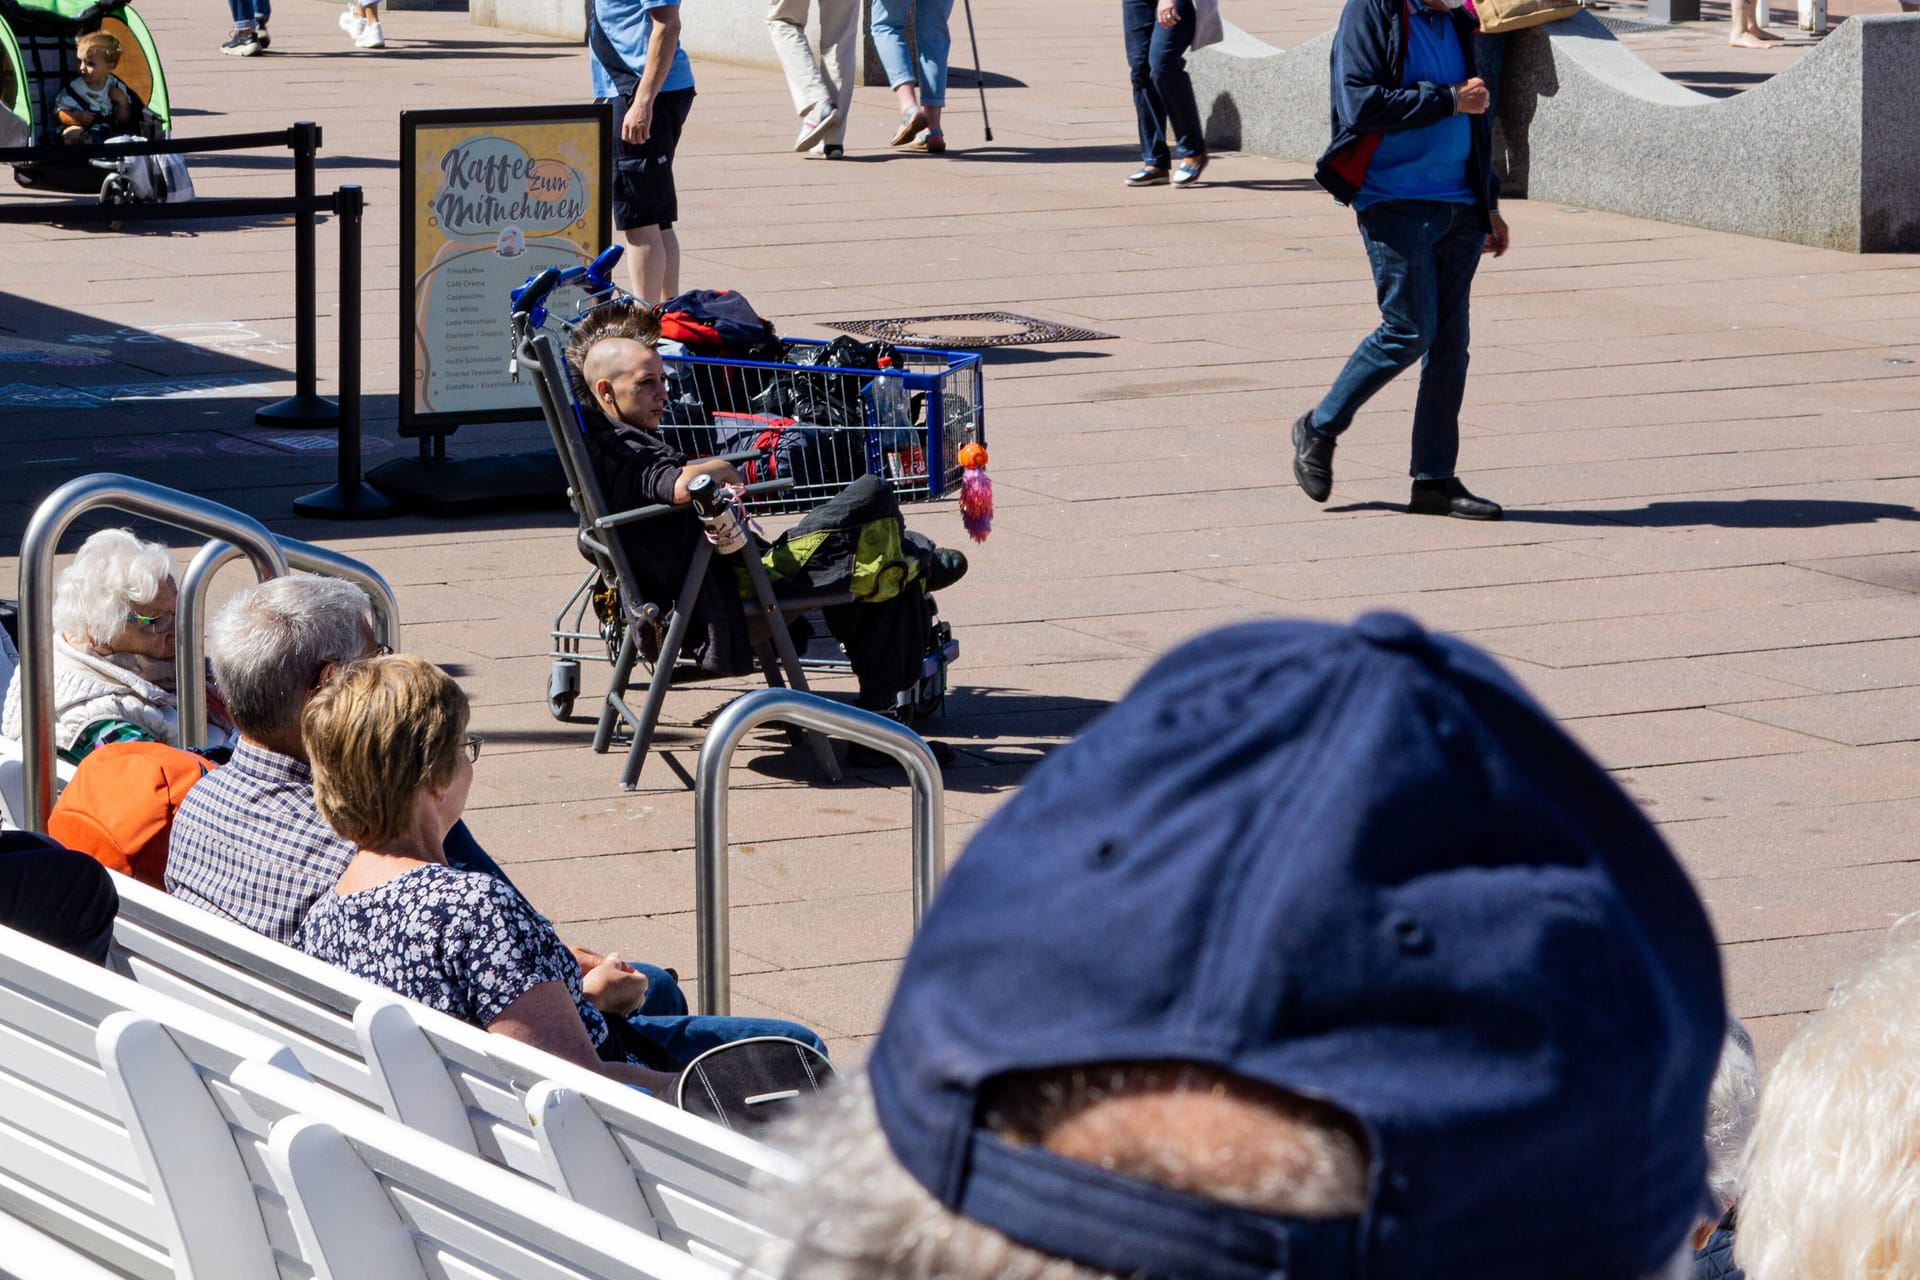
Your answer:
[110,874,802,1263]
[0,1209,128,1280]
[230,1058,731,1280]
[0,922,311,1279]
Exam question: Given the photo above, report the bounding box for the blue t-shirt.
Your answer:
[591,0,694,99]
[1355,8,1473,210]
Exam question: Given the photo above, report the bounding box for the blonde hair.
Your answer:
[1737,922,1920,1279]
[53,527,172,650]
[76,31,122,65]
[303,654,468,847]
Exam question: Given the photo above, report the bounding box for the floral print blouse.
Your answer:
[297,863,609,1049]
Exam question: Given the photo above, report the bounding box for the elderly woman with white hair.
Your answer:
[1737,923,1920,1279]
[0,528,234,763]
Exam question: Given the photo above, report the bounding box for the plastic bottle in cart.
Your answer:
[867,357,923,479]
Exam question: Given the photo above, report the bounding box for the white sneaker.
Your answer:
[792,102,839,153]
[355,19,385,47]
[338,8,364,37]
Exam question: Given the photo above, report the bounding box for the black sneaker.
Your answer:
[1408,476,1503,520]
[221,28,262,55]
[255,22,270,48]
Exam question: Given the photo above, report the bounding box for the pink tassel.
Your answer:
[960,465,993,543]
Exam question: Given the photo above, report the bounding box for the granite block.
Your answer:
[1189,14,1920,251]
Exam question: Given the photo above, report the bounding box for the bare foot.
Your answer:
[1754,25,1786,39]
[1729,30,1773,47]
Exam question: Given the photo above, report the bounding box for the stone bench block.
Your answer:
[1190,12,1920,252]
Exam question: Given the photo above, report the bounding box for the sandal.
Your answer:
[1125,165,1170,187]
[889,107,929,146]
[905,128,946,153]
[1171,155,1208,187]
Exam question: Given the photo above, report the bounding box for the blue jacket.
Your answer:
[1314,0,1499,227]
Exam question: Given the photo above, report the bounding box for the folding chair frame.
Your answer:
[521,331,844,790]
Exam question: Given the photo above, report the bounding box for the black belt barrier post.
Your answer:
[256,121,338,425]
[295,185,395,519]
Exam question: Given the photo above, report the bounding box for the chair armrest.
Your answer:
[594,502,683,531]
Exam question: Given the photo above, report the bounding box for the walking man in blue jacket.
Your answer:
[1292,0,1510,520]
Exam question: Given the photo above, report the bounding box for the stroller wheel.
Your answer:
[548,658,581,720]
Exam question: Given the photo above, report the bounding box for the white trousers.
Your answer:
[767,0,859,144]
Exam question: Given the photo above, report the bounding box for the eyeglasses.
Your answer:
[461,734,484,764]
[125,610,175,631]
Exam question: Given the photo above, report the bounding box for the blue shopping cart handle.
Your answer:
[511,267,564,321]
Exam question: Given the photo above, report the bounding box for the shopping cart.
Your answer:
[655,341,985,516]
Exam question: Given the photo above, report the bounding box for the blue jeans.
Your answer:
[226,0,270,28]
[1123,0,1204,167]
[1311,199,1485,481]
[871,0,953,107]
[623,965,829,1065]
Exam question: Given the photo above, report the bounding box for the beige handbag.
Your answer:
[1475,0,1580,34]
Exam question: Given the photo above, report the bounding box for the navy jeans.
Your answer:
[226,0,270,29]
[1310,199,1485,481]
[1122,0,1204,167]
[623,964,829,1065]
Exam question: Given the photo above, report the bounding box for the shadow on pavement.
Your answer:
[1323,498,1920,527]
[954,142,1140,165]
[982,347,1112,366]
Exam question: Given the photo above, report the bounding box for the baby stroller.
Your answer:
[0,0,173,195]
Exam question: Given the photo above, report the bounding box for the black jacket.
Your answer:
[1314,0,1499,228]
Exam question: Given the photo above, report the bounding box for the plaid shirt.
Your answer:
[166,738,356,944]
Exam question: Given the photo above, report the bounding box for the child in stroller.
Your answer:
[54,31,134,144]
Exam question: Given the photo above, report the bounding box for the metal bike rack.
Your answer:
[16,475,290,831]
[175,536,402,750]
[692,688,946,1016]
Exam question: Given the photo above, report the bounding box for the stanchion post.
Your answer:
[257,121,338,424]
[295,185,396,519]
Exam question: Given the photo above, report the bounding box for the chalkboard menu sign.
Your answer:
[399,104,611,437]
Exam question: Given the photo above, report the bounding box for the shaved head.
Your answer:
[581,337,650,396]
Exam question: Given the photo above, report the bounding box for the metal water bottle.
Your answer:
[687,473,747,555]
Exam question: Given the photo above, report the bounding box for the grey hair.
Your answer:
[208,575,372,739]
[758,1069,1367,1280]
[53,528,173,649]
[1704,1018,1760,1212]
[761,1071,1701,1280]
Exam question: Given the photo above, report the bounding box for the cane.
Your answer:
[958,0,993,142]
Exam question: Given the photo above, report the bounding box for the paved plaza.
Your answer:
[3,0,1918,1066]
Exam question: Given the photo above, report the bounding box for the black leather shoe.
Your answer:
[1408,477,1503,520]
[1292,412,1335,503]
[927,547,969,592]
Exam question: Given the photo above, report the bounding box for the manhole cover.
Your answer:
[824,311,1114,349]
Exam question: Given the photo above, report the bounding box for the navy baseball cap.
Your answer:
[868,613,1725,1280]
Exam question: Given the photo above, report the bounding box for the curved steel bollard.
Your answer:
[693,688,945,1016]
[17,475,289,831]
[176,537,403,749]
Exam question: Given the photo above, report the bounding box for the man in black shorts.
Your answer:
[588,0,695,302]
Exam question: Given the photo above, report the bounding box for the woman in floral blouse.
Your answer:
[295,653,674,1094]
